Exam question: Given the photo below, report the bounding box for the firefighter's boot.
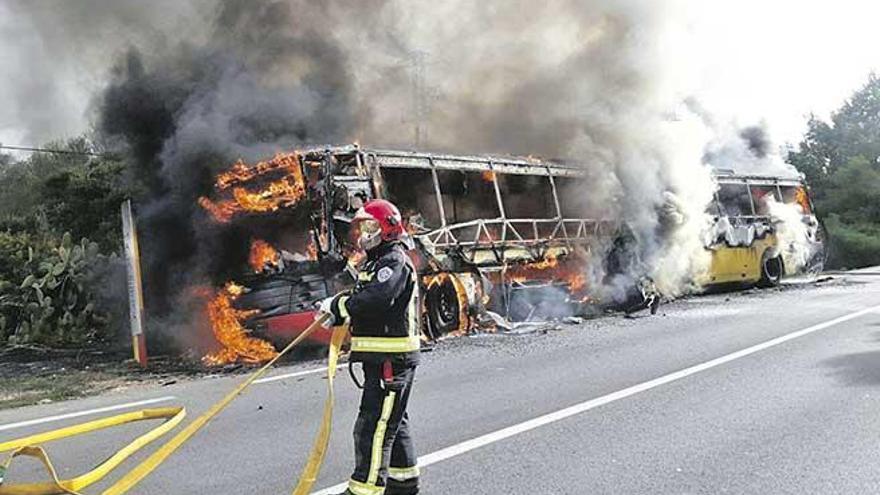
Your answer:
[385,479,419,495]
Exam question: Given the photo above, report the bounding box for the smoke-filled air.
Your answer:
[5,2,880,491]
[1,0,814,351]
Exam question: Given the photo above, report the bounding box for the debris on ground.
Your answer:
[505,322,561,335]
[481,311,513,331]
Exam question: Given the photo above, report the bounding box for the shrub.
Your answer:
[823,214,880,269]
[0,231,111,347]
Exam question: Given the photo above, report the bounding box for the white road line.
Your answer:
[0,363,341,434]
[253,364,345,385]
[0,396,176,433]
[313,304,880,495]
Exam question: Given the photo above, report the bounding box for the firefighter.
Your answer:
[319,199,421,495]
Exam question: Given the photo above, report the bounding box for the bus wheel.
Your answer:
[758,253,783,288]
[426,277,463,338]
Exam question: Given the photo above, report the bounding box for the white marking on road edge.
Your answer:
[0,396,176,433]
[313,304,880,495]
[253,364,346,385]
[0,364,343,433]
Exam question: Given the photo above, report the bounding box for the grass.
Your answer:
[0,370,125,410]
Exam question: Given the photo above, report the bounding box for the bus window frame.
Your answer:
[362,148,610,252]
[749,183,783,216]
[716,180,757,219]
[417,157,563,230]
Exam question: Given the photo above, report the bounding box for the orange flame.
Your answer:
[794,187,811,213]
[199,153,307,223]
[529,253,559,270]
[249,239,280,273]
[481,170,496,183]
[203,282,278,366]
[504,253,588,296]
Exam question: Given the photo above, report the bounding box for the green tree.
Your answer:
[0,150,12,168]
[0,137,130,349]
[0,137,130,251]
[789,74,880,268]
[40,159,128,252]
[0,138,90,217]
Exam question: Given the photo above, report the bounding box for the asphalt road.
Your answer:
[2,272,880,494]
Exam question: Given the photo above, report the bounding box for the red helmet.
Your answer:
[352,199,406,250]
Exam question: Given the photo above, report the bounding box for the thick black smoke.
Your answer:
[9,0,732,325]
[98,0,360,321]
[700,119,799,178]
[739,125,771,159]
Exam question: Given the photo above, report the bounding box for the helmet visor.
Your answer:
[352,218,381,248]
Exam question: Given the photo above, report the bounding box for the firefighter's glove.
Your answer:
[316,292,350,328]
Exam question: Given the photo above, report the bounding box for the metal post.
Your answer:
[322,152,336,254]
[546,170,568,240]
[354,148,366,177]
[364,153,384,200]
[488,161,508,242]
[745,180,757,217]
[429,158,449,244]
[121,200,147,367]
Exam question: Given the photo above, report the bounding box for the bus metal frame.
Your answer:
[705,170,823,286]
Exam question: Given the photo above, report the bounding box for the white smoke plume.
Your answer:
[688,97,801,178]
[766,197,820,273]
[347,1,718,298]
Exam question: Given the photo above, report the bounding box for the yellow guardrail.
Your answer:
[0,314,345,495]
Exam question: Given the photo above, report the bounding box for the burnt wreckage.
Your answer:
[206,145,822,346]
[209,145,622,345]
[703,170,825,286]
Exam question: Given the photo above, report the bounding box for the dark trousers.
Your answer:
[348,361,419,495]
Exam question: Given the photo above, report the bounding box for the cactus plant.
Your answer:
[0,230,110,347]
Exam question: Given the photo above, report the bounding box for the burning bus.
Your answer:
[702,170,825,287]
[194,145,824,363]
[197,145,616,357]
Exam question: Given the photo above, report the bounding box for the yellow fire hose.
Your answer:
[0,313,346,495]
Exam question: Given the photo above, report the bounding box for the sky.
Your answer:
[685,0,880,144]
[0,1,878,151]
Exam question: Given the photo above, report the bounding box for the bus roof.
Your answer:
[298,144,586,178]
[296,144,806,184]
[712,169,805,186]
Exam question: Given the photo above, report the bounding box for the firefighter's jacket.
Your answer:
[333,242,420,366]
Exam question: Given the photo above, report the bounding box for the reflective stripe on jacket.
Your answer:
[342,242,420,364]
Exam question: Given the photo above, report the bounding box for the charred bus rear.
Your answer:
[702,170,825,287]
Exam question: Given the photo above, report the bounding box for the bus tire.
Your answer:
[426,276,462,339]
[758,252,783,288]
